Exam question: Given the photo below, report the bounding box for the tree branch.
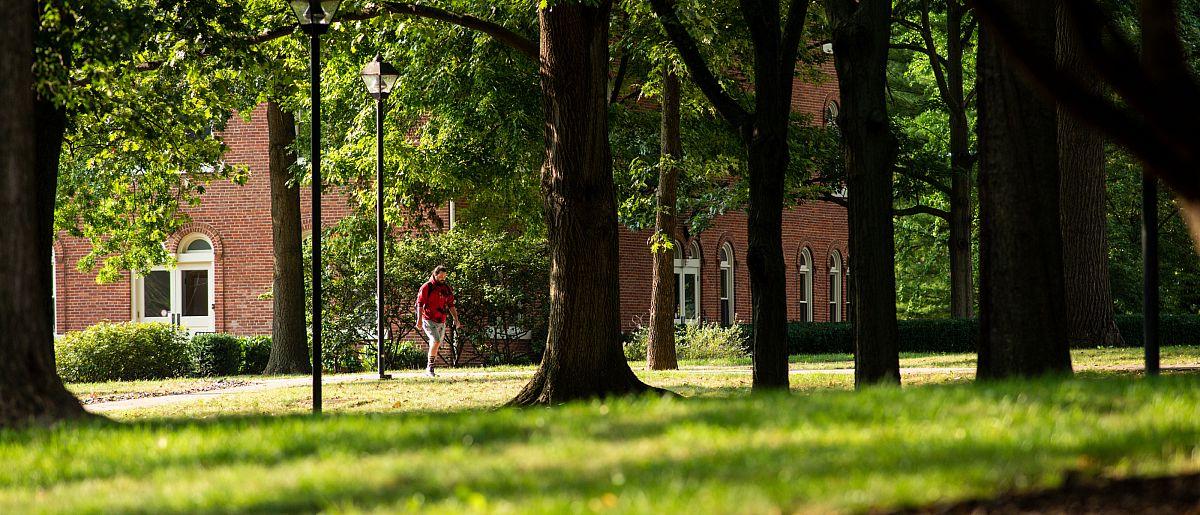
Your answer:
[918,0,953,106]
[610,52,631,105]
[133,3,535,75]
[647,0,752,130]
[893,204,950,219]
[382,2,537,60]
[781,0,813,66]
[896,167,951,195]
[889,43,950,68]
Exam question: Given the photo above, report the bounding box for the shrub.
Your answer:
[240,335,272,374]
[780,315,1200,355]
[678,322,749,360]
[391,341,427,370]
[56,322,191,382]
[188,333,243,377]
[317,219,550,367]
[623,326,649,361]
[624,322,749,361]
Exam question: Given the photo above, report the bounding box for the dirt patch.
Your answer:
[886,473,1200,514]
[78,378,254,405]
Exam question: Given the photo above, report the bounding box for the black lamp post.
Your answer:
[360,55,400,381]
[287,0,341,414]
[1143,173,1160,376]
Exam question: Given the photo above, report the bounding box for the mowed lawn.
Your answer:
[4,359,1200,512]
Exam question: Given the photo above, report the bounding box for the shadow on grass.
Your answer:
[2,372,1199,513]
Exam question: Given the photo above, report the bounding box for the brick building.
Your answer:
[53,72,848,338]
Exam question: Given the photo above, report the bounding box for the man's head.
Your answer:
[431,264,448,282]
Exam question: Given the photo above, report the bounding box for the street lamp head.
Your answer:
[288,0,342,34]
[360,54,401,100]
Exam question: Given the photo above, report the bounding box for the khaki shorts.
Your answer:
[422,319,447,345]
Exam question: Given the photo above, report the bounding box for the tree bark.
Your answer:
[1057,3,1123,348]
[946,1,975,319]
[976,1,1072,379]
[263,103,312,375]
[0,2,90,427]
[647,70,681,371]
[510,0,661,404]
[647,0,812,391]
[826,0,901,386]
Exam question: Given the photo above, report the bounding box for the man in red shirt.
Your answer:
[415,265,459,377]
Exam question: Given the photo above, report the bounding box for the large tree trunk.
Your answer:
[976,1,1071,378]
[826,0,901,386]
[1057,4,1123,348]
[647,70,681,371]
[744,50,792,392]
[510,0,660,404]
[946,0,974,319]
[263,103,312,375]
[0,2,89,427]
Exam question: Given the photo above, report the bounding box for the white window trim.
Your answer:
[829,251,843,323]
[673,241,701,324]
[132,234,215,333]
[798,247,813,323]
[719,242,734,326]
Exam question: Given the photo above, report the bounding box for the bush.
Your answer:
[317,219,550,367]
[56,322,191,382]
[188,333,243,377]
[391,341,427,370]
[781,315,1200,355]
[624,322,749,361]
[1116,314,1200,347]
[240,335,272,374]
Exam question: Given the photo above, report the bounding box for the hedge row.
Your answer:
[740,314,1200,356]
[56,322,276,383]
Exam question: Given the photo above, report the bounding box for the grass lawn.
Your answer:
[3,373,1199,513]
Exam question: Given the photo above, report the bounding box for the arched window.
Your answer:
[828,250,843,322]
[134,234,215,332]
[718,242,734,326]
[824,101,840,128]
[798,247,813,323]
[673,240,701,323]
[844,261,852,322]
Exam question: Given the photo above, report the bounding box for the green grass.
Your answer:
[4,373,1200,513]
[672,345,1200,370]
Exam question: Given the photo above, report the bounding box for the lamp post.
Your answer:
[287,0,341,414]
[361,55,400,381]
[1143,173,1160,376]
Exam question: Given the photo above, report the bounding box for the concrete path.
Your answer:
[84,364,1198,413]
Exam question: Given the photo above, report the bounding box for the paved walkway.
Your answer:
[84,364,1198,413]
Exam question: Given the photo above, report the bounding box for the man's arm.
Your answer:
[449,306,460,327]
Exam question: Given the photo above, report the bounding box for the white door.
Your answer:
[176,262,215,332]
[134,266,214,332]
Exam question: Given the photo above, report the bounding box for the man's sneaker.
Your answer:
[426,366,438,378]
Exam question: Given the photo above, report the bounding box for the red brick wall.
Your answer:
[55,104,353,335]
[617,201,849,332]
[56,66,848,338]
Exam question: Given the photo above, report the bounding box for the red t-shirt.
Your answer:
[417,280,455,323]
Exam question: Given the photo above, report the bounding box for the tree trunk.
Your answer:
[826,0,901,386]
[1057,3,1123,348]
[647,70,681,371]
[946,0,974,319]
[510,0,661,404]
[264,103,312,375]
[744,47,792,392]
[976,1,1071,378]
[0,3,90,427]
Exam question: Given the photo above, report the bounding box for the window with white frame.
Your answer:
[798,247,813,323]
[134,234,215,332]
[845,262,852,322]
[718,243,734,326]
[51,250,58,336]
[673,240,701,323]
[828,250,843,322]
